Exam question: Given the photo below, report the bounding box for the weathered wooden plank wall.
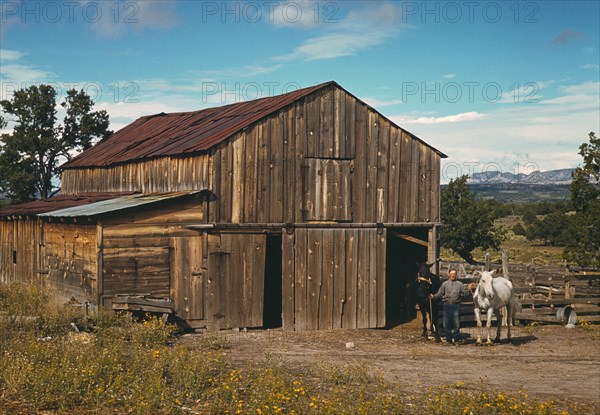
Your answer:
[101,197,206,308]
[61,85,442,228]
[61,155,211,194]
[170,236,205,321]
[208,86,441,225]
[0,219,40,285]
[283,228,386,331]
[206,233,266,330]
[44,222,97,303]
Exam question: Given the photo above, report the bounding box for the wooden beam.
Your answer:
[388,230,428,247]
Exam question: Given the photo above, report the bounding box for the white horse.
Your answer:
[473,270,515,345]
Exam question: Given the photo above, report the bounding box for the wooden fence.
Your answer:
[437,257,600,325]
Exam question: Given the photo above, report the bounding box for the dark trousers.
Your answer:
[442,303,461,342]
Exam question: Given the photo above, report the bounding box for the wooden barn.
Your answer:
[0,81,446,331]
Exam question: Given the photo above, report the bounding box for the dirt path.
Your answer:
[186,320,600,405]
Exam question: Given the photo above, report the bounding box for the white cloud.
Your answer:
[274,2,402,61]
[0,64,52,86]
[391,80,600,181]
[392,111,485,125]
[580,63,600,70]
[88,1,178,37]
[443,73,457,79]
[0,49,26,61]
[361,96,403,108]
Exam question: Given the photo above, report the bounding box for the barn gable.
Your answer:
[1,82,446,331]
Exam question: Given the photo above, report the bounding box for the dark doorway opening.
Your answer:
[263,235,282,328]
[385,230,428,328]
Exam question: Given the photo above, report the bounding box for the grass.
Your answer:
[1,282,598,415]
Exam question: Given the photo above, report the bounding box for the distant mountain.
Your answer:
[468,168,574,185]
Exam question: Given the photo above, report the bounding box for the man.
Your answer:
[431,268,471,345]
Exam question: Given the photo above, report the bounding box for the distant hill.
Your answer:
[442,168,576,202]
[468,168,574,185]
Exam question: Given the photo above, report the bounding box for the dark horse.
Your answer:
[416,262,442,341]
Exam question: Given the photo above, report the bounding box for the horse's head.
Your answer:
[475,270,496,299]
[416,261,441,295]
[416,262,432,279]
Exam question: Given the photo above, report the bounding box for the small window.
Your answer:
[12,250,17,264]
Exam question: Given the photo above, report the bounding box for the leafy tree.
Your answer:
[523,211,573,246]
[440,175,505,264]
[564,132,600,267]
[0,85,111,203]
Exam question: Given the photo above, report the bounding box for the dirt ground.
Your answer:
[185,320,600,405]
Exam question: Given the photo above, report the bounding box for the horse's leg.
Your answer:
[486,308,494,344]
[494,308,502,342]
[474,308,483,345]
[506,303,513,343]
[431,301,441,341]
[419,301,428,336]
[501,306,508,327]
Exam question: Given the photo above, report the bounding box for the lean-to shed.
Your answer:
[0,81,446,331]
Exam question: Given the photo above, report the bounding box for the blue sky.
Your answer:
[1,0,599,182]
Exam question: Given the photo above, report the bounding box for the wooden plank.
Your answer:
[231,135,245,224]
[388,231,429,247]
[257,123,269,223]
[353,103,367,222]
[269,115,283,223]
[345,92,356,159]
[96,221,103,307]
[320,229,334,330]
[343,229,358,329]
[332,229,346,329]
[306,229,321,331]
[365,112,379,224]
[294,102,305,223]
[409,139,420,222]
[190,235,205,320]
[388,128,401,222]
[356,230,369,328]
[250,233,266,327]
[418,145,428,221]
[376,230,386,328]
[305,95,319,158]
[294,229,308,331]
[368,229,378,328]
[282,231,295,331]
[376,117,390,222]
[244,125,259,223]
[399,131,412,222]
[334,88,345,158]
[283,106,296,223]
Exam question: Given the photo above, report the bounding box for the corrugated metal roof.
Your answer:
[62,82,335,169]
[61,81,447,170]
[38,191,201,218]
[0,192,138,217]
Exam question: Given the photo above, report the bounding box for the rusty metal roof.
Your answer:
[0,192,138,217]
[62,82,336,169]
[38,191,202,218]
[61,81,446,170]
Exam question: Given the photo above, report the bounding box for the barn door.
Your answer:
[207,233,266,331]
[170,236,205,321]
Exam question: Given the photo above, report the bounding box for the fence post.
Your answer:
[502,249,510,281]
[485,253,491,271]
